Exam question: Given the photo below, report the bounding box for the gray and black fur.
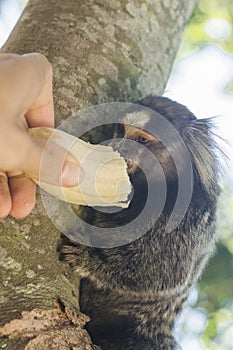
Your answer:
[59,96,220,350]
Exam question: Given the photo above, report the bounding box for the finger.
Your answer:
[2,124,83,188]
[0,172,11,218]
[31,133,84,187]
[0,53,52,118]
[8,175,36,219]
[23,53,54,127]
[22,128,83,187]
[25,78,54,128]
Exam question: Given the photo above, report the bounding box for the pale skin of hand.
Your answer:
[0,53,82,219]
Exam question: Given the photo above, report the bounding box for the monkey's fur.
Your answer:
[59,96,220,349]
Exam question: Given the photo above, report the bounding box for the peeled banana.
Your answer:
[28,127,132,208]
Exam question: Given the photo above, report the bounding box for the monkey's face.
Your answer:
[114,122,157,174]
[112,118,177,187]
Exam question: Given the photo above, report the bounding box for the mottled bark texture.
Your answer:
[0,0,197,348]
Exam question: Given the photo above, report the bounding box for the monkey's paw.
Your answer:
[58,242,90,270]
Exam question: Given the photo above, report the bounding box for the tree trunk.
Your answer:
[0,0,197,348]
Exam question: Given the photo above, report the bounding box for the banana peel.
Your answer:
[29,127,132,208]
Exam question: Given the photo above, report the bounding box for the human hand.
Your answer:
[0,53,82,219]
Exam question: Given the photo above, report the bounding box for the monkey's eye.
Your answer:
[116,123,125,135]
[136,135,149,144]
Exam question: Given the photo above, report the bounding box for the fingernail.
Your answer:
[61,162,85,187]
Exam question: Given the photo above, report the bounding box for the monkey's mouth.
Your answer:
[126,160,138,174]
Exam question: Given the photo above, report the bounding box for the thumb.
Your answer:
[21,130,84,187]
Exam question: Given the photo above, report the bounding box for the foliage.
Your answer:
[180,0,233,56]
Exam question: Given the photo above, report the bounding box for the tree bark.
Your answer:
[0,0,197,348]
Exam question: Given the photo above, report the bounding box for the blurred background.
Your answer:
[0,0,233,349]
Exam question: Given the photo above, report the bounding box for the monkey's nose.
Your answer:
[119,144,129,156]
[106,139,120,150]
[107,139,127,154]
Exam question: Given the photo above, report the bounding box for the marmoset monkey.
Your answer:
[59,96,220,349]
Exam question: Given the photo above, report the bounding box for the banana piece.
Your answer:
[28,127,132,208]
